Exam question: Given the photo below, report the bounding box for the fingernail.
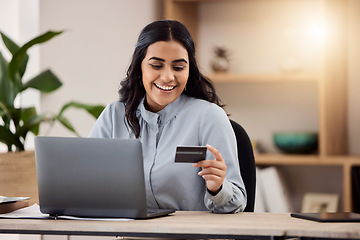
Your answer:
[198,171,202,176]
[193,163,198,167]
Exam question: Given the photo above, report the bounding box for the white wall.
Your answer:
[0,1,19,52]
[0,0,40,152]
[39,0,162,138]
[0,0,18,153]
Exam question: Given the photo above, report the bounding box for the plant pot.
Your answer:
[0,151,38,205]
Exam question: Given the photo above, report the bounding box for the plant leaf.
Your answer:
[0,125,24,152]
[1,32,20,54]
[0,31,29,77]
[8,30,63,80]
[56,115,80,137]
[18,107,43,136]
[17,116,44,138]
[0,101,12,127]
[58,101,105,119]
[0,52,18,107]
[22,69,62,93]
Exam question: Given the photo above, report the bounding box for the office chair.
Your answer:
[230,119,256,212]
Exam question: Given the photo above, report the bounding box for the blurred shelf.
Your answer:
[207,73,319,83]
[255,154,360,166]
[173,0,238,2]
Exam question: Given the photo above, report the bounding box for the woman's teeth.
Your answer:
[155,83,175,91]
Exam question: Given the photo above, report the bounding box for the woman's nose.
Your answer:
[160,67,175,82]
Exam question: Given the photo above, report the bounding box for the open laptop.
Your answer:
[34,136,175,219]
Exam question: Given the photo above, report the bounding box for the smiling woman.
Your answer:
[89,20,248,214]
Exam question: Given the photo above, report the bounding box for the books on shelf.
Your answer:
[255,166,291,213]
[254,168,266,212]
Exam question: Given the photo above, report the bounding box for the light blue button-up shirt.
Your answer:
[89,94,246,213]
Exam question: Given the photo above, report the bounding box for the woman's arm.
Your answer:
[198,104,247,213]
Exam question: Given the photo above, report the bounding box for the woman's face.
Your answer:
[141,40,189,112]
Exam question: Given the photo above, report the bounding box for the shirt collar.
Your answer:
[137,94,187,126]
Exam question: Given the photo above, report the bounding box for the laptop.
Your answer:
[34,136,175,219]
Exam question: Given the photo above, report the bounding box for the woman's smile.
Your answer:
[154,83,177,92]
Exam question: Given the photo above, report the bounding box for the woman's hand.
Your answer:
[193,144,227,194]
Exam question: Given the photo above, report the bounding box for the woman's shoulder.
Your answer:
[99,100,126,119]
[183,95,225,115]
[105,100,126,111]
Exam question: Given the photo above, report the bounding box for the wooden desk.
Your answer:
[1,212,360,240]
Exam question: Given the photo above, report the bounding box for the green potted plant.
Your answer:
[0,30,105,152]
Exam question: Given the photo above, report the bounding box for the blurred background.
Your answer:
[0,0,359,155]
[0,0,360,233]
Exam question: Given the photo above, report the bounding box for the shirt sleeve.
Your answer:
[199,104,247,213]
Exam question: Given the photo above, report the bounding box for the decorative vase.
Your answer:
[211,46,230,72]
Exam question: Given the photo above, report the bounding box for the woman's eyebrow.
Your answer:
[149,57,165,62]
[148,57,188,64]
[173,59,188,64]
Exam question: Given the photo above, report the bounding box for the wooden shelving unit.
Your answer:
[164,0,360,212]
[207,73,319,83]
[255,154,360,212]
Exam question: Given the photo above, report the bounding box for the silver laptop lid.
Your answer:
[34,136,148,218]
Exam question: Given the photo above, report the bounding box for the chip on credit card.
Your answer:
[174,146,207,163]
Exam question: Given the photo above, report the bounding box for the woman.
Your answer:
[89,20,247,213]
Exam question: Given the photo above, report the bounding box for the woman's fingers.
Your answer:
[193,144,227,193]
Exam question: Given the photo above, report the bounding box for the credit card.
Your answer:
[174,146,207,163]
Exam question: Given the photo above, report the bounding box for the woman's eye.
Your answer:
[173,66,184,71]
[150,64,162,70]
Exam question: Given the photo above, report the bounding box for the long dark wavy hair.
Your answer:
[119,20,223,138]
